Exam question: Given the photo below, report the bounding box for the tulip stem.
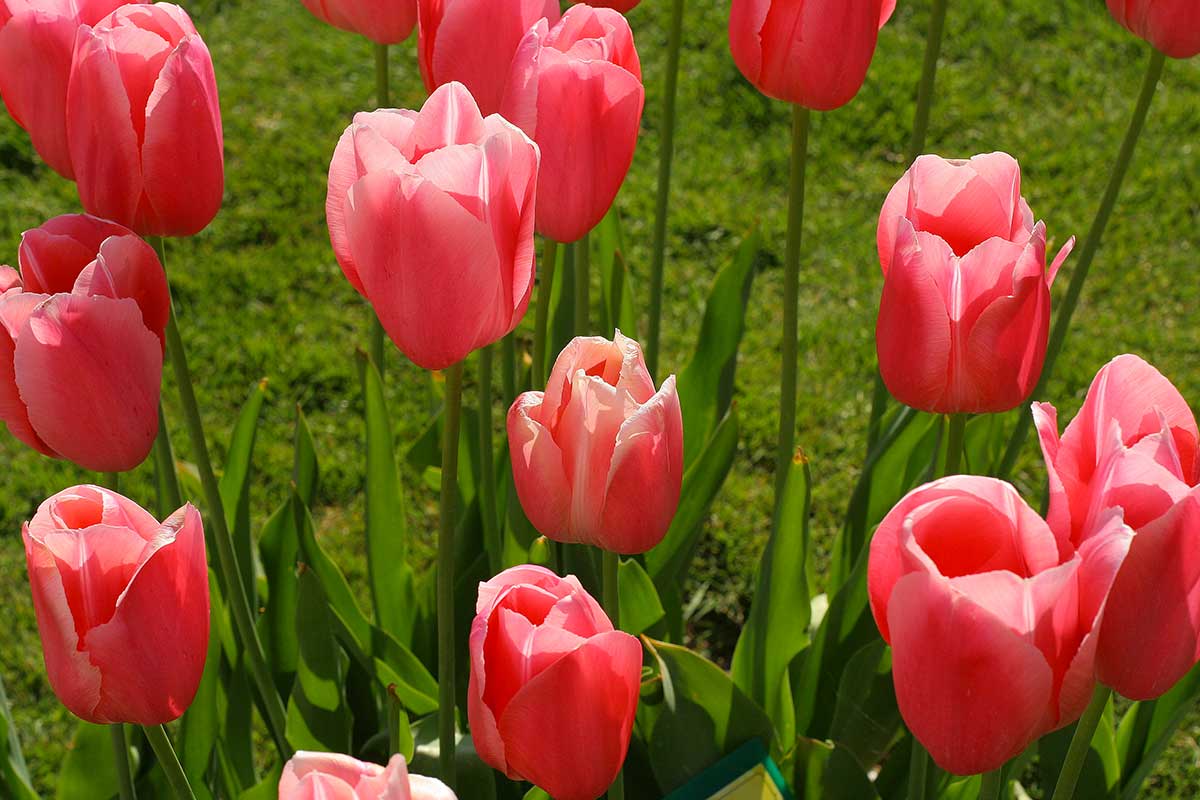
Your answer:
[1050,686,1112,800]
[501,333,517,402]
[602,549,624,800]
[645,0,687,377]
[155,239,292,762]
[574,232,590,335]
[978,768,1003,800]
[153,402,183,518]
[437,361,466,790]
[478,346,501,574]
[943,413,967,476]
[909,737,929,800]
[367,42,391,375]
[996,47,1165,479]
[110,725,137,800]
[775,105,809,505]
[142,725,195,800]
[532,238,559,387]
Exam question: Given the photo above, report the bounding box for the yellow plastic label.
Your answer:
[708,764,787,800]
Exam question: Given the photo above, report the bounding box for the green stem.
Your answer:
[645,0,686,377]
[102,472,120,491]
[1050,686,1112,800]
[477,347,500,574]
[154,239,291,762]
[574,232,590,336]
[367,42,391,374]
[602,549,624,800]
[996,48,1165,479]
[943,413,967,476]
[387,685,402,756]
[909,738,929,800]
[500,333,517,403]
[532,238,559,387]
[775,105,809,504]
[110,725,137,800]
[978,768,1003,800]
[153,402,183,517]
[142,725,195,800]
[437,361,465,790]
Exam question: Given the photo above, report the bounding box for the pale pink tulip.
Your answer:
[279,751,454,799]
[299,0,416,44]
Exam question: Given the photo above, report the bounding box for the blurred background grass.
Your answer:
[1,0,1198,794]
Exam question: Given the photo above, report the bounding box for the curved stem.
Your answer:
[110,725,137,800]
[142,725,196,800]
[602,550,624,800]
[532,238,559,387]
[645,0,686,377]
[153,402,183,517]
[368,42,391,374]
[978,768,1003,800]
[477,347,500,574]
[943,413,967,476]
[997,48,1164,478]
[1051,686,1112,800]
[574,232,590,336]
[437,362,466,790]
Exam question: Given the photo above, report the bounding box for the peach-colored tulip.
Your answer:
[729,0,895,110]
[326,81,538,370]
[0,0,131,177]
[875,153,1074,414]
[468,566,641,800]
[67,2,223,237]
[0,214,167,471]
[867,476,1127,775]
[299,0,416,44]
[24,485,208,725]
[508,332,682,554]
[1106,0,1200,59]
[279,752,454,799]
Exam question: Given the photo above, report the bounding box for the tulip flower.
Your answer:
[577,0,639,11]
[508,332,682,554]
[0,214,168,472]
[468,565,641,800]
[326,81,539,370]
[1106,0,1200,59]
[299,0,416,44]
[874,153,1075,414]
[23,485,208,725]
[66,2,223,237]
[729,0,896,110]
[867,476,1128,775]
[0,0,130,178]
[280,751,455,799]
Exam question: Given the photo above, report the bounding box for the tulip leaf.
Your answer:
[827,641,900,769]
[219,379,267,599]
[618,558,666,635]
[410,716,497,800]
[523,789,551,800]
[236,766,281,800]
[57,722,120,800]
[791,737,879,800]
[179,570,224,794]
[1039,694,1120,800]
[292,405,320,509]
[964,409,1012,475]
[731,453,811,747]
[594,208,638,335]
[286,566,351,753]
[0,674,36,800]
[548,240,576,374]
[1118,662,1200,800]
[258,499,300,686]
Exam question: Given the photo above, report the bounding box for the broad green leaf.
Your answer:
[292,405,320,508]
[593,209,637,334]
[827,641,900,768]
[1118,662,1200,800]
[219,380,267,598]
[1039,694,1120,800]
[286,567,352,752]
[237,766,281,800]
[258,499,299,686]
[179,571,223,793]
[793,738,879,800]
[57,722,119,800]
[0,673,36,800]
[618,558,666,635]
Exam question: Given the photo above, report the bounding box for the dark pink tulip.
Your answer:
[468,566,641,800]
[508,332,682,554]
[0,214,167,471]
[299,0,416,44]
[67,2,223,237]
[327,82,539,369]
[875,153,1074,414]
[23,485,208,725]
[573,0,640,13]
[1107,0,1200,59]
[279,751,454,799]
[0,0,131,178]
[729,0,895,110]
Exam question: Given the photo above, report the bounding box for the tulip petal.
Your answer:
[508,392,572,541]
[0,8,77,177]
[18,215,132,294]
[0,291,55,455]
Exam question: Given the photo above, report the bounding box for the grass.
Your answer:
[1,0,1198,795]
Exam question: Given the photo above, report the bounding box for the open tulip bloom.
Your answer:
[280,751,454,799]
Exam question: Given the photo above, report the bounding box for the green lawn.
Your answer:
[1,0,1198,794]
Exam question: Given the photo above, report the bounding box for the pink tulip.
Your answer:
[326,81,539,370]
[468,565,641,800]
[67,2,223,237]
[1106,0,1200,59]
[729,0,896,110]
[23,485,208,725]
[867,476,1127,775]
[0,214,167,472]
[0,0,131,178]
[417,0,560,117]
[875,153,1075,414]
[574,0,639,11]
[279,751,454,799]
[299,0,416,44]
[508,332,682,554]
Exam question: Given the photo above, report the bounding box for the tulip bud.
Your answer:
[729,0,895,110]
[0,214,167,471]
[67,2,224,237]
[23,485,208,725]
[1106,0,1200,59]
[468,566,641,800]
[508,331,683,554]
[279,751,455,799]
[299,0,416,45]
[875,153,1075,414]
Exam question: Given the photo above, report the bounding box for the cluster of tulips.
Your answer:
[0,0,1198,798]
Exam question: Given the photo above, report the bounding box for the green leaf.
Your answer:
[410,716,497,800]
[57,722,119,800]
[219,379,267,597]
[1118,662,1200,800]
[618,558,666,635]
[1039,694,1120,800]
[792,738,879,800]
[286,567,352,752]
[523,789,551,800]
[0,673,36,800]
[292,405,320,508]
[258,499,299,685]
[179,571,224,793]
[548,240,575,377]
[237,766,281,800]
[827,641,899,768]
[593,208,637,334]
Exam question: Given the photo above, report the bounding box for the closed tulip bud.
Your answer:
[299,0,416,45]
[875,153,1074,414]
[23,485,208,725]
[0,214,168,472]
[67,2,223,237]
[729,0,895,110]
[468,566,641,800]
[326,81,539,370]
[867,476,1127,775]
[279,751,455,799]
[0,0,132,178]
[508,332,682,554]
[571,0,639,15]
[1107,0,1200,59]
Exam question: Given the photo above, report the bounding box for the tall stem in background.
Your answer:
[368,43,391,373]
[1050,687,1113,800]
[645,0,687,376]
[996,48,1165,478]
[532,238,559,387]
[602,550,624,800]
[477,347,500,573]
[437,362,466,790]
[574,232,590,336]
